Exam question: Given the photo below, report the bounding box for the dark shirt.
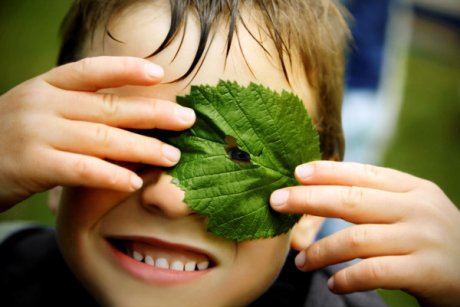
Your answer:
[0,227,386,307]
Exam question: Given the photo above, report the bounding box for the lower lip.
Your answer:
[108,243,210,285]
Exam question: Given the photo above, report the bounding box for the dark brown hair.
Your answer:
[58,0,349,160]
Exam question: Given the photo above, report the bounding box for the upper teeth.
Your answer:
[131,250,209,271]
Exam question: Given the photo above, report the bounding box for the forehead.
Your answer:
[86,1,316,116]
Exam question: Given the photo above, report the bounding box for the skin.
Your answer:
[0,3,317,307]
[1,2,459,307]
[55,4,322,306]
[0,57,169,210]
[271,161,460,307]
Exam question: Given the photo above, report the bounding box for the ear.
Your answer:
[47,186,63,215]
[290,215,325,251]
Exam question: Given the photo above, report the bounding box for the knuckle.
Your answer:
[73,157,93,181]
[339,269,352,289]
[342,186,363,210]
[119,57,136,77]
[362,163,380,179]
[75,57,93,75]
[421,179,442,195]
[12,80,48,111]
[329,160,340,176]
[101,93,120,117]
[126,134,147,157]
[367,260,386,282]
[418,224,442,248]
[348,227,368,248]
[72,58,98,89]
[94,124,111,147]
[307,243,322,263]
[336,267,363,292]
[143,100,159,128]
[72,157,126,189]
[303,187,314,207]
[150,100,159,118]
[106,167,124,187]
[413,179,449,214]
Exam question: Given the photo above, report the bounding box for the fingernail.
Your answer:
[144,63,164,79]
[162,144,181,163]
[327,277,335,290]
[295,164,314,180]
[295,252,306,269]
[131,174,143,190]
[270,190,290,207]
[175,106,195,124]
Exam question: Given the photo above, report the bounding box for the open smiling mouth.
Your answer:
[108,237,216,275]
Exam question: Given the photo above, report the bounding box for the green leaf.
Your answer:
[167,80,321,241]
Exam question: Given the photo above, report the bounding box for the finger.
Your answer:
[48,150,144,191]
[44,56,164,91]
[295,224,415,272]
[295,161,421,193]
[50,119,181,167]
[56,91,195,130]
[328,256,420,294]
[271,185,410,224]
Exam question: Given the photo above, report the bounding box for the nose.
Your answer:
[140,170,193,218]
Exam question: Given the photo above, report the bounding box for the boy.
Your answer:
[0,1,459,306]
[0,1,364,305]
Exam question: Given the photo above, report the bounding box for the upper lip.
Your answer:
[106,235,217,265]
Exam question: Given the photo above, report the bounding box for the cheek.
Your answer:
[222,234,291,305]
[57,188,125,229]
[55,188,128,259]
[55,188,131,299]
[238,234,291,277]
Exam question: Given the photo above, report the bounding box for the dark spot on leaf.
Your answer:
[224,135,251,162]
[227,147,251,162]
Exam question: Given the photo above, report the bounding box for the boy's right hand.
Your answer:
[0,56,195,211]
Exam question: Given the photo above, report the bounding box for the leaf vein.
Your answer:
[187,176,287,201]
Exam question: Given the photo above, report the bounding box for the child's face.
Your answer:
[57,3,317,307]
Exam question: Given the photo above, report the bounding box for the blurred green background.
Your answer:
[0,0,73,225]
[0,1,459,307]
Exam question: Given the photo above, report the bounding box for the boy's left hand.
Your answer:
[270,161,460,307]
